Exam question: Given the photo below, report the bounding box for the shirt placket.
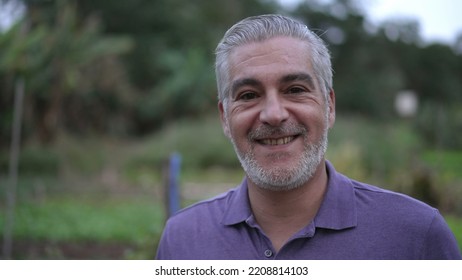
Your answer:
[245,215,276,259]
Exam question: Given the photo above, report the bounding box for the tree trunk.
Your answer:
[3,78,25,259]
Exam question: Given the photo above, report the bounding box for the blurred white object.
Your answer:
[395,90,418,118]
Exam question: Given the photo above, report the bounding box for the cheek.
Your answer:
[296,107,329,133]
[228,120,248,141]
[228,107,259,134]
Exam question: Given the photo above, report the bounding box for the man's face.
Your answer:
[219,36,335,191]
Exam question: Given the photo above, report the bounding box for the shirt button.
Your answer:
[264,249,273,258]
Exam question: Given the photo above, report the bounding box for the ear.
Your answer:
[218,101,231,138]
[328,89,336,129]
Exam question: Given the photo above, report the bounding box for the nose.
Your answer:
[259,93,289,126]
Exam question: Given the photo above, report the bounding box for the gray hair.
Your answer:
[215,14,333,106]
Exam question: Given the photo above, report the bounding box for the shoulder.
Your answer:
[167,186,238,225]
[160,185,243,243]
[351,179,442,237]
[327,161,437,221]
[351,179,436,217]
[349,179,461,259]
[156,186,242,259]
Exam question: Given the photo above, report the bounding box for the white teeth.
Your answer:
[261,136,294,145]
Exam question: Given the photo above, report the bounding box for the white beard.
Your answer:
[230,120,329,192]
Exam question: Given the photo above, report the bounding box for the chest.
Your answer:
[177,223,420,260]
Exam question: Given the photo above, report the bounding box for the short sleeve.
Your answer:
[420,210,461,259]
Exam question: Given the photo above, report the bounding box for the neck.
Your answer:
[247,160,328,251]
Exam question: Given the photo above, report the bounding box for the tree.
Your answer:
[0,0,133,144]
[76,0,279,133]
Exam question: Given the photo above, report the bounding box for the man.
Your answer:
[156,14,461,259]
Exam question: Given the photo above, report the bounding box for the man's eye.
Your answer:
[237,92,258,101]
[287,87,306,94]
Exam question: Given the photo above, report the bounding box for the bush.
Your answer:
[329,115,462,215]
[125,116,239,173]
[328,115,423,188]
[415,103,462,149]
[421,151,462,215]
[0,145,61,176]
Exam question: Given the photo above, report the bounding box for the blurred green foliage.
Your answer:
[1,0,461,148]
[446,216,462,252]
[125,116,238,173]
[0,197,164,259]
[415,104,462,149]
[1,0,461,259]
[8,197,163,242]
[0,144,60,175]
[328,115,462,214]
[1,114,461,258]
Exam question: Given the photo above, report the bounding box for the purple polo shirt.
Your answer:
[156,161,461,259]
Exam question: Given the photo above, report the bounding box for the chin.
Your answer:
[244,161,320,192]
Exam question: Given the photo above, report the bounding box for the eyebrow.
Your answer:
[279,73,316,90]
[230,78,262,99]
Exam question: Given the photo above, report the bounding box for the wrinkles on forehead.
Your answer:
[224,36,320,100]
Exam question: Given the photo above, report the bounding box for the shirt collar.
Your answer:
[314,161,357,230]
[221,178,253,226]
[221,161,357,230]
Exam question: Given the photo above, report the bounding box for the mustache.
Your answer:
[248,122,307,140]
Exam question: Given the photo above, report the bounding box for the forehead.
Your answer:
[228,36,314,81]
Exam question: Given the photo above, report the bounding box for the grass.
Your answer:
[0,195,165,259]
[8,197,164,242]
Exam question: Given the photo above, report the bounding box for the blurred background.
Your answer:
[0,0,461,259]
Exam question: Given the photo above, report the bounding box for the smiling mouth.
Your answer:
[258,136,297,146]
